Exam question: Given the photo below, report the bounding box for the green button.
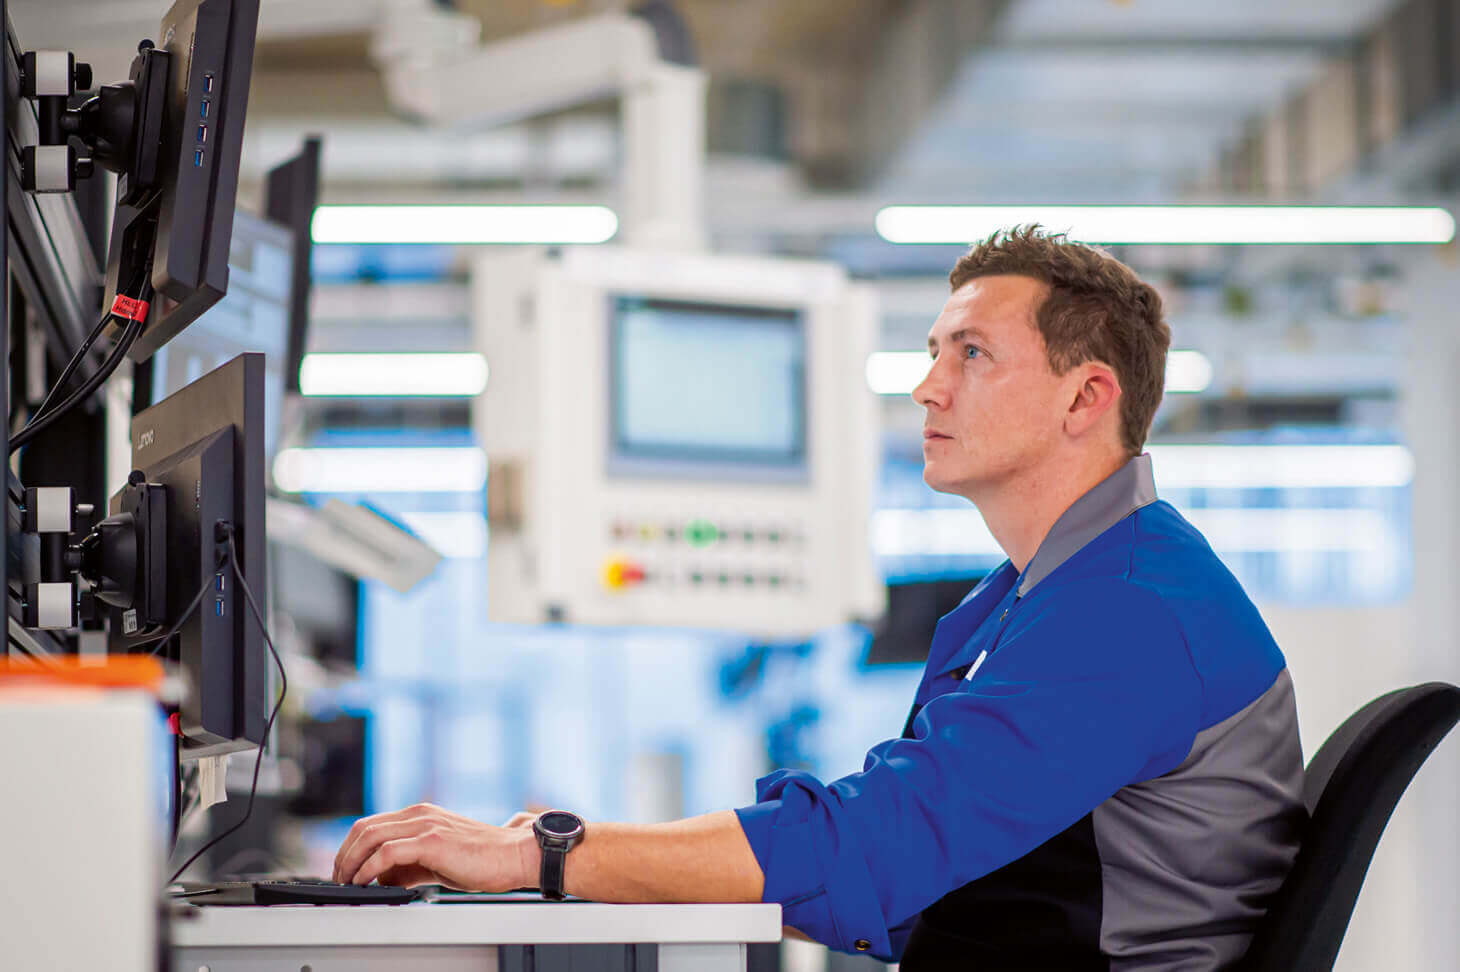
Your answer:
[685,519,719,547]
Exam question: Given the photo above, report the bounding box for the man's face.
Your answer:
[914,274,1071,498]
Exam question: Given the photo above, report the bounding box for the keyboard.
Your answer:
[171,878,420,906]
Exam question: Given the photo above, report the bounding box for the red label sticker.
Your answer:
[111,295,150,322]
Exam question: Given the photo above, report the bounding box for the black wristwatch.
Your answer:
[532,810,585,900]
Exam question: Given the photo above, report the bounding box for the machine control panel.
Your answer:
[475,247,882,635]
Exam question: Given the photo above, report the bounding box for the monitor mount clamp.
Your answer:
[19,472,167,635]
[18,41,169,204]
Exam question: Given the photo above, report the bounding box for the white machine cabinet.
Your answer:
[0,688,167,972]
[474,246,883,636]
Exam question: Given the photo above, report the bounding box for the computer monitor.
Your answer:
[111,353,266,760]
[263,136,321,394]
[142,210,291,462]
[99,0,262,363]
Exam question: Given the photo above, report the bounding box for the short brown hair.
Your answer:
[949,225,1170,455]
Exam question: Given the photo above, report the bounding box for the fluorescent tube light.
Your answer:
[273,447,488,494]
[871,506,1395,557]
[874,206,1456,245]
[397,512,488,559]
[866,352,932,395]
[1164,350,1212,394]
[300,353,489,397]
[865,349,1212,395]
[311,205,618,244]
[1146,444,1413,489]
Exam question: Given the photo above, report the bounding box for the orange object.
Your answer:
[0,655,165,693]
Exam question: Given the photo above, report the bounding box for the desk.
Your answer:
[171,900,783,972]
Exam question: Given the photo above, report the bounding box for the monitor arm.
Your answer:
[371,4,707,250]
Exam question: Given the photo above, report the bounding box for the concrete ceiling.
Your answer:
[8,0,1412,222]
[881,0,1404,199]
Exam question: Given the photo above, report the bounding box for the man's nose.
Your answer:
[912,356,947,409]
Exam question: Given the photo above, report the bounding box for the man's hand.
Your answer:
[335,806,765,905]
[332,803,538,890]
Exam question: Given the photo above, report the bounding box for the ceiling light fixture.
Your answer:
[300,352,489,397]
[312,205,619,245]
[273,447,488,494]
[874,205,1455,245]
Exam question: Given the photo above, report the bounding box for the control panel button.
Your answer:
[601,557,647,591]
[685,519,719,547]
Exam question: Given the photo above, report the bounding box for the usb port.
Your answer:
[202,73,214,92]
[216,573,225,593]
[197,124,207,143]
[199,99,209,118]
[194,148,204,167]
[214,598,225,617]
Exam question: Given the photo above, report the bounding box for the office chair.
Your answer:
[1239,681,1460,971]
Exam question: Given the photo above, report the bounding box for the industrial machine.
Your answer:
[475,246,883,635]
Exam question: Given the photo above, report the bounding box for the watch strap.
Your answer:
[539,842,568,900]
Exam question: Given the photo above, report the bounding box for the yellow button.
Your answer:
[854,939,871,951]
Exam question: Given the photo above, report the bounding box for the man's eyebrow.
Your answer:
[927,327,990,351]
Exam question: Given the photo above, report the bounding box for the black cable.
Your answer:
[31,307,115,420]
[13,315,139,449]
[9,314,143,454]
[21,263,150,427]
[167,528,286,886]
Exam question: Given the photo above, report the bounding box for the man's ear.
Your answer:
[1063,363,1122,440]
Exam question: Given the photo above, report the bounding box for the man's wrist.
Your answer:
[514,825,541,890]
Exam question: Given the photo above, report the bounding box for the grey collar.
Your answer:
[1017,453,1157,597]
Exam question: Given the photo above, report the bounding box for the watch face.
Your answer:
[537,810,583,838]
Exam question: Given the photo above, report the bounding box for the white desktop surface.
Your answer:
[172,900,783,972]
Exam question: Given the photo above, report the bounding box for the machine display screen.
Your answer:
[611,296,806,472]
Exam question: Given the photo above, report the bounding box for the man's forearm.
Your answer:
[554,810,766,903]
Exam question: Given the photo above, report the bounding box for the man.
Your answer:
[333,226,1306,970]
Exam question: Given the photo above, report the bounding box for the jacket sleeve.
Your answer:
[734,579,1202,959]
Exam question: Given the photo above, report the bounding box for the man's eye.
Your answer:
[965,345,982,359]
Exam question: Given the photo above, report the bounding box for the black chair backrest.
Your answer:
[1239,681,1460,972]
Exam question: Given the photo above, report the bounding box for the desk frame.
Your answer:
[171,900,782,972]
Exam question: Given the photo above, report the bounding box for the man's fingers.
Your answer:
[354,835,432,889]
[335,814,387,882]
[334,804,443,881]
[337,819,430,884]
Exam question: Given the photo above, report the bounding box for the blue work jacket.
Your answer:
[734,455,1304,968]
